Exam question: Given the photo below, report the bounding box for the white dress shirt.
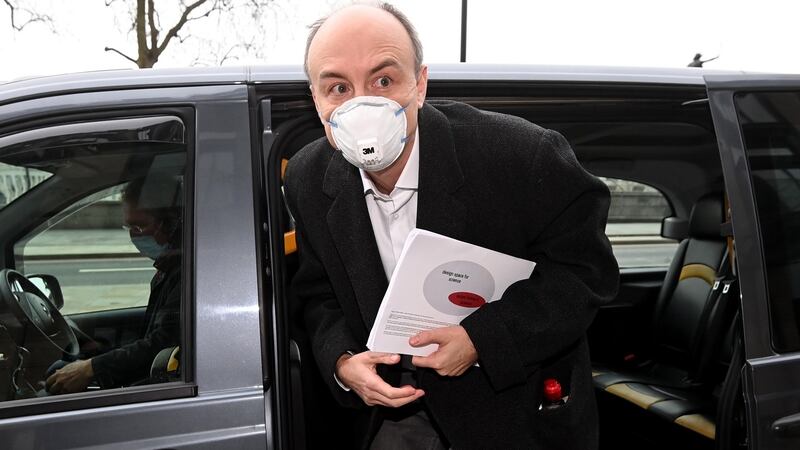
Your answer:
[360,129,420,279]
[335,129,420,391]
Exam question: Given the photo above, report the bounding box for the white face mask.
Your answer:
[325,96,410,172]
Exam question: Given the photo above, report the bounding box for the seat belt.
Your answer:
[688,246,734,383]
[691,195,739,384]
[723,194,736,277]
[715,194,747,448]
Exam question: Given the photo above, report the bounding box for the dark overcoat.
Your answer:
[285,100,619,450]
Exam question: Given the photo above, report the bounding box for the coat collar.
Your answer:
[321,103,468,329]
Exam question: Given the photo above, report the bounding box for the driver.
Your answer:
[44,175,182,394]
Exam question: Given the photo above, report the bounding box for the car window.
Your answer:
[0,115,189,406]
[735,91,800,352]
[601,177,677,269]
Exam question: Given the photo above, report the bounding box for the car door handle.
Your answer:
[772,412,800,437]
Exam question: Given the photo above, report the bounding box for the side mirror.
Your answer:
[27,274,64,310]
[661,217,688,241]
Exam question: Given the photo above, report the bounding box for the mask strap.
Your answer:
[320,112,338,128]
[397,101,412,143]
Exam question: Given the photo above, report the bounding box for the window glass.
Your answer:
[736,91,800,352]
[0,117,187,403]
[0,163,51,208]
[600,177,677,269]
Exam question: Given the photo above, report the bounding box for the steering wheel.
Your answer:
[0,269,79,358]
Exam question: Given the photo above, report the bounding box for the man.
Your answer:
[45,175,182,394]
[285,3,618,449]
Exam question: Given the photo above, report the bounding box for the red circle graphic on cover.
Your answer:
[423,260,495,316]
[448,292,486,308]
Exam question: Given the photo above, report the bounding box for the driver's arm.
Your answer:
[48,268,181,394]
[91,272,180,388]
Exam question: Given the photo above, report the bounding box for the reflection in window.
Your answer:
[0,162,51,209]
[737,91,800,352]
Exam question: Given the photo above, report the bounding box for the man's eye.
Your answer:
[376,76,391,88]
[331,84,348,95]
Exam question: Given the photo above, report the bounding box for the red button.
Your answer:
[543,378,562,402]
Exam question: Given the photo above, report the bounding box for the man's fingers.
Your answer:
[366,387,425,408]
[409,329,442,347]
[367,376,419,399]
[47,380,62,394]
[365,352,401,365]
[45,372,58,391]
[411,353,439,370]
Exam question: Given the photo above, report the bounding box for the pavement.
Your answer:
[23,229,139,259]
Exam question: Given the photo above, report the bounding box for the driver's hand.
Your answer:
[335,351,424,407]
[45,359,93,394]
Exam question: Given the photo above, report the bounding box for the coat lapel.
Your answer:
[323,151,388,330]
[416,103,468,241]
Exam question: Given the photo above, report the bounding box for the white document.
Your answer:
[367,228,536,357]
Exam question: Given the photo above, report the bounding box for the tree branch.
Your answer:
[218,44,240,65]
[156,0,209,56]
[5,0,52,31]
[104,46,138,65]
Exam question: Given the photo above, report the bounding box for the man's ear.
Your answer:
[415,65,429,108]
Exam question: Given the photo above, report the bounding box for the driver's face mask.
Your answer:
[325,96,410,172]
[130,221,169,260]
[132,235,168,261]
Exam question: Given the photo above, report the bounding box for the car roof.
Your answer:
[0,64,747,105]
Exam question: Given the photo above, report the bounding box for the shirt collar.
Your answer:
[360,128,420,195]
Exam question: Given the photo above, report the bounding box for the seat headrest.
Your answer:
[689,193,724,239]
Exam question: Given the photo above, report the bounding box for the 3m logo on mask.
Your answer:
[362,147,375,155]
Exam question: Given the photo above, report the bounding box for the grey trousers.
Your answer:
[370,407,449,450]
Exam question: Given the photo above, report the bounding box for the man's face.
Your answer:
[123,202,167,246]
[306,6,428,163]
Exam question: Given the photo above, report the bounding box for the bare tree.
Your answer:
[3,0,51,31]
[104,0,280,69]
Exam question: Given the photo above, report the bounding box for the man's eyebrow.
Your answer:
[316,60,400,81]
[318,70,346,80]
[369,59,400,75]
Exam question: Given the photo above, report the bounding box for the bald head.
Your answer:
[304,3,423,80]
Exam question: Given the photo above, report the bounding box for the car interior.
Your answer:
[262,79,747,449]
[0,114,188,404]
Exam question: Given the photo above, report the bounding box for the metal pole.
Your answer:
[460,0,467,62]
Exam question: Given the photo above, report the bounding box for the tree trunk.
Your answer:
[135,0,155,68]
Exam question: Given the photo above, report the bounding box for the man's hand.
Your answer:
[45,359,93,394]
[336,351,424,407]
[410,326,478,376]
